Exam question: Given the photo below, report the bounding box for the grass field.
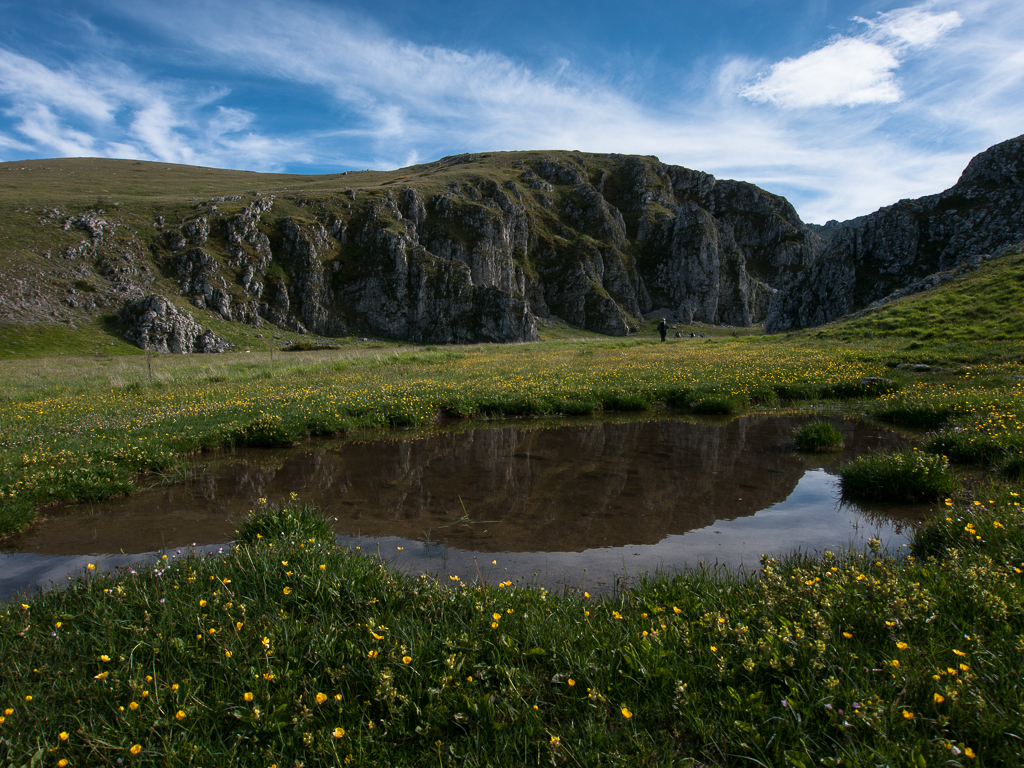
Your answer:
[1,242,1023,765]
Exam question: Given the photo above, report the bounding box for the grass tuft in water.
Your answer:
[840,449,960,502]
[236,498,334,544]
[793,420,843,452]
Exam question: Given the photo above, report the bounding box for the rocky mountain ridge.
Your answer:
[1,136,1021,351]
[765,134,1024,332]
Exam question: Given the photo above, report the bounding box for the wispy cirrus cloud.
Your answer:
[0,47,306,169]
[0,0,1021,225]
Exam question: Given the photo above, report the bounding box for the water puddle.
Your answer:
[2,414,931,599]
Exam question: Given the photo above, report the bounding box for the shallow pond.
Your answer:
[1,414,932,600]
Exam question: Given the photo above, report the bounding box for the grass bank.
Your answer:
[2,498,1022,766]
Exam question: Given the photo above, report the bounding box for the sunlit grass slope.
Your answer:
[815,245,1024,347]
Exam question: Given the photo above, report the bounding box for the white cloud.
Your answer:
[0,50,116,122]
[857,6,964,48]
[0,131,32,152]
[14,105,99,157]
[740,39,902,108]
[740,5,962,108]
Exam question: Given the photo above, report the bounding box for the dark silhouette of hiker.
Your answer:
[658,318,667,342]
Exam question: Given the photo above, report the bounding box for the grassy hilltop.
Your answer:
[1,159,1023,766]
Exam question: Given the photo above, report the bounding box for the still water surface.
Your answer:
[1,414,930,599]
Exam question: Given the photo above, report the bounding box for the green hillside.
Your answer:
[810,244,1024,361]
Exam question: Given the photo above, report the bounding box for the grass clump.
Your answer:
[840,449,961,502]
[925,429,1007,465]
[689,393,739,415]
[599,390,651,412]
[3,499,1024,766]
[773,382,823,401]
[236,498,334,543]
[793,420,843,452]
[1000,452,1024,480]
[820,377,900,400]
[227,414,298,448]
[873,400,955,429]
[0,496,36,536]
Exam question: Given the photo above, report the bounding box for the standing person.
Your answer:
[657,318,668,342]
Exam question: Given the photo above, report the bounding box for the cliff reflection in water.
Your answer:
[11,414,917,559]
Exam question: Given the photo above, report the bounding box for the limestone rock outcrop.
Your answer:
[6,138,1022,351]
[134,152,822,346]
[120,295,230,353]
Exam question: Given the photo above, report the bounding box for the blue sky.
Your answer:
[1,0,1022,223]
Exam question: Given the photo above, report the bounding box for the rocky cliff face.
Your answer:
[765,134,1024,332]
[8,138,1020,350]
[128,152,820,348]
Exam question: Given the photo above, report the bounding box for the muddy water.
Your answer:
[1,414,930,599]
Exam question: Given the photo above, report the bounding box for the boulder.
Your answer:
[120,295,230,353]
